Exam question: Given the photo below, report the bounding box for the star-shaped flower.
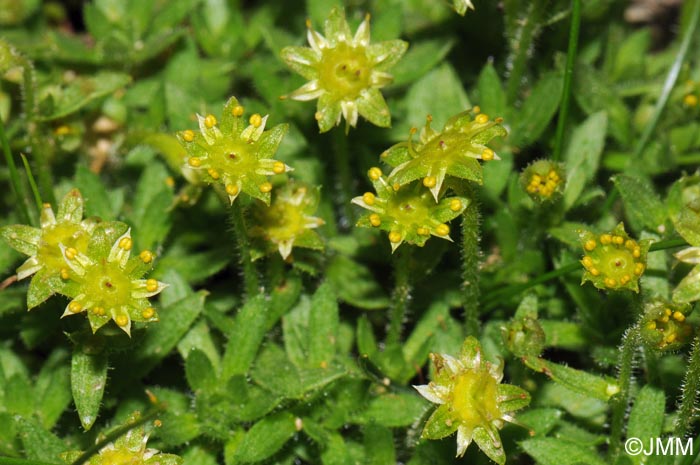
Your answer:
[352,167,467,252]
[61,412,182,465]
[578,223,651,293]
[640,299,693,351]
[177,96,291,205]
[414,337,530,463]
[520,159,566,202]
[452,0,476,15]
[381,111,507,201]
[281,8,408,132]
[0,189,96,308]
[249,181,325,260]
[59,223,166,336]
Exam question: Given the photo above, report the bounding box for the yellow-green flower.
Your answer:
[249,181,325,260]
[177,96,291,205]
[0,189,96,308]
[60,223,166,336]
[520,159,566,202]
[453,0,476,15]
[640,299,693,351]
[61,412,182,465]
[381,111,506,201]
[414,337,529,463]
[352,167,467,252]
[281,8,408,132]
[578,223,651,293]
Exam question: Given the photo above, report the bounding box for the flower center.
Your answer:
[38,222,90,272]
[318,42,371,101]
[83,260,133,310]
[386,192,431,229]
[262,203,305,242]
[451,369,501,427]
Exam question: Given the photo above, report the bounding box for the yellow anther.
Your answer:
[423,176,437,188]
[206,168,219,180]
[204,114,217,128]
[673,311,686,322]
[548,170,559,181]
[584,240,597,251]
[633,247,641,258]
[660,314,670,323]
[320,360,328,369]
[388,231,402,243]
[531,174,542,185]
[140,250,153,263]
[116,314,129,327]
[68,301,82,313]
[449,199,462,212]
[666,333,677,343]
[590,267,600,276]
[582,256,593,268]
[646,321,656,330]
[165,177,175,187]
[472,105,481,114]
[526,185,537,193]
[272,161,286,174]
[60,268,69,280]
[314,111,322,121]
[305,18,313,29]
[604,277,617,288]
[153,419,162,427]
[182,130,195,142]
[545,180,557,190]
[259,182,273,193]
[368,167,382,180]
[620,274,631,285]
[118,236,132,250]
[475,114,489,124]
[634,263,645,275]
[435,224,450,236]
[416,227,430,236]
[362,192,376,205]
[625,240,635,250]
[600,234,612,245]
[188,157,201,167]
[684,94,699,107]
[146,279,159,292]
[392,183,400,191]
[142,307,155,319]
[612,235,624,245]
[495,117,504,123]
[369,214,381,227]
[481,148,495,161]
[225,184,239,196]
[249,113,263,128]
[93,306,105,316]
[55,125,71,136]
[664,308,672,316]
[65,247,78,260]
[232,105,245,117]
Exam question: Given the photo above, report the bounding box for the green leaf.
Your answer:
[516,408,562,436]
[392,39,454,86]
[355,392,428,427]
[327,255,389,309]
[234,412,297,463]
[476,62,507,117]
[74,165,115,220]
[612,174,666,233]
[673,265,700,304]
[16,417,66,462]
[129,161,174,250]
[306,282,339,368]
[540,321,587,350]
[363,424,395,465]
[39,72,131,121]
[403,301,447,366]
[222,295,268,379]
[520,438,608,465]
[523,356,619,401]
[34,349,71,429]
[563,111,608,210]
[511,71,563,148]
[185,349,217,393]
[177,320,221,371]
[5,374,34,417]
[71,345,108,431]
[627,386,665,465]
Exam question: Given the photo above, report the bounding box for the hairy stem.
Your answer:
[228,201,259,298]
[386,246,412,345]
[461,198,481,336]
[674,334,700,438]
[505,0,547,104]
[609,325,639,459]
[332,129,354,229]
[0,118,33,225]
[552,0,581,161]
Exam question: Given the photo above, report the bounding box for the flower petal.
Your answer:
[353,14,371,47]
[413,383,447,405]
[17,256,43,280]
[57,189,84,223]
[108,228,132,268]
[456,425,474,457]
[287,80,324,102]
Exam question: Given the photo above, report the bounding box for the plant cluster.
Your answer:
[1,1,700,465]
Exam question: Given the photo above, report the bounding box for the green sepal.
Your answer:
[472,427,505,465]
[496,384,531,412]
[56,188,84,224]
[280,46,319,80]
[1,224,40,256]
[357,88,391,128]
[323,8,352,46]
[421,404,459,440]
[368,40,409,70]
[27,269,64,309]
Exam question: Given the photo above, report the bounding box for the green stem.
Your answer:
[603,0,700,212]
[20,153,42,213]
[71,407,163,465]
[674,334,700,438]
[332,129,354,229]
[228,201,259,298]
[552,0,581,161]
[461,198,481,336]
[0,118,33,225]
[0,460,60,465]
[609,325,639,460]
[386,247,412,346]
[505,0,547,104]
[483,238,687,308]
